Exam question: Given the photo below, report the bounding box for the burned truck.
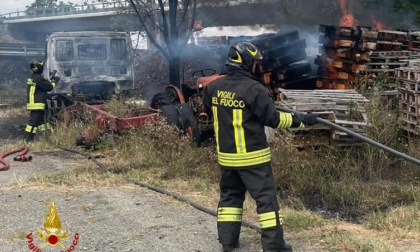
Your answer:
[45,31,135,103]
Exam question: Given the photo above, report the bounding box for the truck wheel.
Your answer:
[176,104,201,147]
[161,105,182,130]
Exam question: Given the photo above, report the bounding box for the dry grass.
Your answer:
[26,94,420,252]
[0,80,26,107]
[28,162,126,187]
[0,107,27,118]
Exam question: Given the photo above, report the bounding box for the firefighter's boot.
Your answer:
[264,224,293,252]
[222,242,239,252]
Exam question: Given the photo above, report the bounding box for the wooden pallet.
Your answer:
[398,90,420,105]
[397,79,420,93]
[276,89,369,143]
[377,30,408,42]
[370,50,419,58]
[397,68,420,82]
[409,41,420,51]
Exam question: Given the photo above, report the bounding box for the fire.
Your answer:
[371,14,388,30]
[339,0,358,27]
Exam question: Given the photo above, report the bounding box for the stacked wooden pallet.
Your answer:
[409,32,420,51]
[397,60,420,135]
[316,25,418,91]
[375,30,409,51]
[364,51,420,90]
[275,88,370,146]
[251,30,317,91]
[316,25,374,90]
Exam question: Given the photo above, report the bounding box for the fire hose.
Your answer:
[50,143,263,233]
[276,106,420,166]
[0,146,32,171]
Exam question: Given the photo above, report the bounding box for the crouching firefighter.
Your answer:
[24,60,60,142]
[202,42,320,252]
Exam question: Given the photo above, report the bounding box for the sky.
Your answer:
[1,0,37,14]
[0,0,83,14]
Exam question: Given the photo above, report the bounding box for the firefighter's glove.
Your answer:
[51,76,61,83]
[301,113,320,126]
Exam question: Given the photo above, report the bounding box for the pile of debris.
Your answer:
[251,30,317,92]
[397,60,420,135]
[276,88,370,146]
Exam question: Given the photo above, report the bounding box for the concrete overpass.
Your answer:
[0,0,279,45]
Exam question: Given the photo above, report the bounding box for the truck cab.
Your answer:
[45,31,135,101]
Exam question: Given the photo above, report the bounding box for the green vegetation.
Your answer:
[25,0,77,15]
[393,0,420,27]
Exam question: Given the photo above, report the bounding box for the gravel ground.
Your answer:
[0,152,263,252]
[0,114,263,252]
[0,186,261,252]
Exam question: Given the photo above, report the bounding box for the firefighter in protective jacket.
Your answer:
[24,60,60,141]
[202,42,319,252]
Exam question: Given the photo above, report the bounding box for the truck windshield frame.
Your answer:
[56,40,74,61]
[110,39,127,60]
[78,44,107,60]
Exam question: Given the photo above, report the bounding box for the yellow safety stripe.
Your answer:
[218,155,271,167]
[217,215,242,222]
[258,211,284,229]
[212,106,220,152]
[218,207,243,215]
[218,147,270,159]
[217,207,243,222]
[38,123,51,132]
[29,86,35,105]
[299,122,305,128]
[233,109,246,154]
[277,112,293,129]
[51,82,56,88]
[260,219,277,229]
[218,148,271,167]
[27,103,45,110]
[25,125,37,133]
[258,211,276,221]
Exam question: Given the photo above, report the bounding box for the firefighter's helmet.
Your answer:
[226,41,262,72]
[30,60,45,73]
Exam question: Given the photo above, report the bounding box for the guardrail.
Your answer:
[0,0,275,20]
[0,43,44,57]
[0,0,129,19]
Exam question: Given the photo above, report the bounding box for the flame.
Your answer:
[371,14,388,30]
[339,0,358,27]
[44,202,62,233]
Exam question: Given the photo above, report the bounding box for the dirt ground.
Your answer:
[0,114,265,252]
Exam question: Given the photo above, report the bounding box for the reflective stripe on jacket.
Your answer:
[26,73,55,111]
[203,68,302,169]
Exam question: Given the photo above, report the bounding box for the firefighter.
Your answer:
[202,41,319,252]
[24,60,60,142]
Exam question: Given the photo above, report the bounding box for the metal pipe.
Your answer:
[276,106,420,166]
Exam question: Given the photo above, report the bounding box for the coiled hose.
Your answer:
[0,146,32,171]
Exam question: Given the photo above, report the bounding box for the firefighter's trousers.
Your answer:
[217,163,287,251]
[24,109,50,141]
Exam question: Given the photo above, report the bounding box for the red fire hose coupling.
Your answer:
[0,146,32,171]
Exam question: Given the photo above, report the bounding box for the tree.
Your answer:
[97,0,226,87]
[123,0,200,87]
[393,0,420,27]
[26,0,76,15]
